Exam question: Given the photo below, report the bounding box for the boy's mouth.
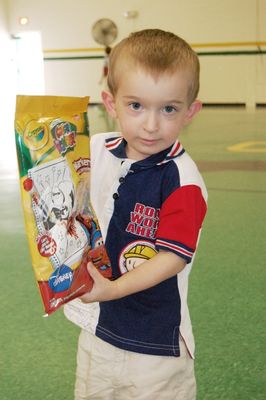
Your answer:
[139,138,158,145]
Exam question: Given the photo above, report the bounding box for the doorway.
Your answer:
[0,31,44,174]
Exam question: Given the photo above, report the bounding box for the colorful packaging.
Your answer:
[15,95,112,315]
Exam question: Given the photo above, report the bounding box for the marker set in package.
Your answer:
[15,96,112,315]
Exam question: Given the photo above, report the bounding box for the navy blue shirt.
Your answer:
[90,133,207,357]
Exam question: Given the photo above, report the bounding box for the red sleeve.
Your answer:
[155,185,207,263]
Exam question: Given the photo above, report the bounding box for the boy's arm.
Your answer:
[80,250,186,303]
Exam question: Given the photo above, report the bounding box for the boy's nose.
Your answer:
[143,111,159,133]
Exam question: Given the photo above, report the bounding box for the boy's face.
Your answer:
[102,67,201,161]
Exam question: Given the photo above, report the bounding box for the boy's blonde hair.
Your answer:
[107,29,200,104]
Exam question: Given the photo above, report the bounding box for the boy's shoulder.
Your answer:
[175,151,207,198]
[175,150,198,172]
[90,132,120,145]
[90,132,122,161]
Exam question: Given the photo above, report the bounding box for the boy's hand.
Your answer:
[80,262,117,303]
[80,251,186,304]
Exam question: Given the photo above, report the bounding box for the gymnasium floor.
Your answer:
[0,107,265,400]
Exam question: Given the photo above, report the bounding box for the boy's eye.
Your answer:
[130,102,142,111]
[163,105,177,113]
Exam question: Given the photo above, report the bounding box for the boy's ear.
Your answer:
[184,100,202,125]
[101,90,117,118]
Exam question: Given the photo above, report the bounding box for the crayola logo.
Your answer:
[23,119,49,150]
[28,126,44,141]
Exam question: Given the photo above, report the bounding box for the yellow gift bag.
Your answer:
[15,96,111,315]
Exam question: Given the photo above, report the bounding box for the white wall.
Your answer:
[5,0,266,105]
[6,0,262,46]
[0,0,17,165]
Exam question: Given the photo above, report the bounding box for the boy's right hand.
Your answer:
[80,262,118,303]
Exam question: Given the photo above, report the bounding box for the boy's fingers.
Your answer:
[87,261,101,280]
[87,261,94,270]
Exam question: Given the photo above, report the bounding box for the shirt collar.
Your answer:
[105,136,185,169]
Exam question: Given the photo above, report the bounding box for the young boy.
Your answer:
[74,29,207,399]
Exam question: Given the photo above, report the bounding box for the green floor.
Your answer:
[0,107,265,399]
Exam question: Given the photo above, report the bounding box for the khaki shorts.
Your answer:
[75,329,196,400]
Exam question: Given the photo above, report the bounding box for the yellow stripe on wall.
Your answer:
[44,47,104,53]
[192,41,266,48]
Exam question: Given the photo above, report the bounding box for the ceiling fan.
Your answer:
[91,18,118,47]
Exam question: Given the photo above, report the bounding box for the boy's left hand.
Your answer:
[80,262,117,303]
